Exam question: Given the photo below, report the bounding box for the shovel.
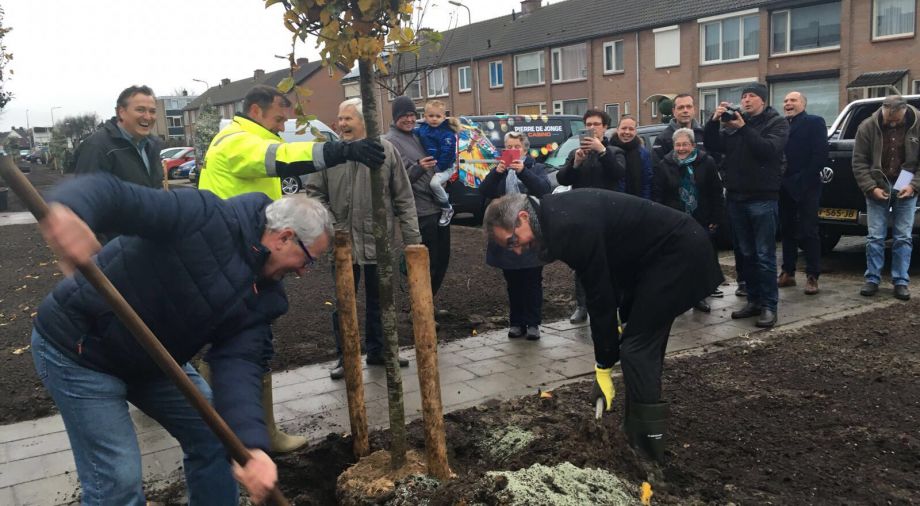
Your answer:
[0,157,290,506]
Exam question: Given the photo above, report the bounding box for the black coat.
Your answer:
[73,118,163,188]
[783,111,828,201]
[480,156,551,269]
[554,139,626,191]
[704,106,788,201]
[652,151,724,228]
[537,189,723,354]
[651,119,708,165]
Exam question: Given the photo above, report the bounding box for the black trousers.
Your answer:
[502,266,544,327]
[332,263,383,359]
[779,186,821,277]
[618,320,674,404]
[418,213,451,296]
[574,271,587,307]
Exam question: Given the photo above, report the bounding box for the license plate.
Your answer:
[818,207,858,221]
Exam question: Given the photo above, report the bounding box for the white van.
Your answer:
[216,118,339,194]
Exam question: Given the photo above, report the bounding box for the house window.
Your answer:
[654,26,681,68]
[603,40,625,74]
[515,102,547,115]
[913,79,920,94]
[458,66,472,92]
[650,101,659,119]
[426,67,449,97]
[770,78,840,125]
[771,3,840,54]
[874,0,916,39]
[489,61,504,88]
[701,14,759,63]
[343,82,360,99]
[552,99,588,115]
[551,43,587,82]
[514,51,545,87]
[167,116,183,128]
[605,103,621,124]
[402,74,422,99]
[386,76,398,100]
[699,83,755,122]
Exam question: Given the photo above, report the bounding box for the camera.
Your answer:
[720,105,742,122]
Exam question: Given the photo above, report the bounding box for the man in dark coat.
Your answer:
[778,91,828,295]
[73,85,164,188]
[32,174,332,504]
[704,83,788,328]
[651,93,708,164]
[484,189,723,474]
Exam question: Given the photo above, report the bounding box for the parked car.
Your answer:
[819,95,920,253]
[188,161,200,186]
[162,147,195,179]
[461,114,585,163]
[174,159,196,179]
[211,118,339,195]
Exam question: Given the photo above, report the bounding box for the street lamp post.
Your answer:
[448,1,479,115]
[192,78,210,93]
[50,106,62,128]
[25,109,33,149]
[50,106,63,172]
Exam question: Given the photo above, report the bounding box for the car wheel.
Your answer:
[819,228,842,255]
[168,168,179,180]
[281,176,301,195]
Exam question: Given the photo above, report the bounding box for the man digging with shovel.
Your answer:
[484,189,723,482]
[29,173,332,504]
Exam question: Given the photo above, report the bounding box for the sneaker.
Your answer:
[508,326,525,338]
[366,355,409,367]
[894,284,911,301]
[438,206,455,226]
[734,281,747,297]
[329,360,345,380]
[526,326,541,341]
[710,288,724,298]
[860,282,879,297]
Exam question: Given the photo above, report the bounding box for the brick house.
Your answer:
[367,0,919,128]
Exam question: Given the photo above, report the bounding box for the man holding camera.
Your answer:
[704,83,788,328]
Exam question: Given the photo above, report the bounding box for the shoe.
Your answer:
[569,306,588,324]
[526,326,541,340]
[777,272,796,287]
[710,288,724,298]
[860,282,879,297]
[755,309,777,328]
[731,302,762,319]
[366,355,410,367]
[508,326,525,338]
[894,284,911,301]
[438,206,454,226]
[262,373,308,453]
[804,275,819,295]
[329,361,345,380]
[734,281,747,297]
[693,300,711,313]
[624,401,669,464]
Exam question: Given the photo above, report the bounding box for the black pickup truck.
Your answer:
[819,95,920,253]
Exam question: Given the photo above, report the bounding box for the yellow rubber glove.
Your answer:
[593,365,615,411]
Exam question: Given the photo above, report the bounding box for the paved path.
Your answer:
[0,212,37,226]
[0,272,896,505]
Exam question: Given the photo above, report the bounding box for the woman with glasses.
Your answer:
[479,131,552,340]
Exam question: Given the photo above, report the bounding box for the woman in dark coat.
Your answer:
[483,189,723,475]
[653,127,725,312]
[610,115,654,199]
[479,131,552,340]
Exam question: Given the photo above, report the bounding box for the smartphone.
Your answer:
[577,129,593,143]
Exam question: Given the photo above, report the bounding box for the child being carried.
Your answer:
[415,99,461,226]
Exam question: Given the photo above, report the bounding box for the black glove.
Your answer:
[323,138,386,170]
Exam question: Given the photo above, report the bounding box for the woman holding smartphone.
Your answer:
[479,131,552,340]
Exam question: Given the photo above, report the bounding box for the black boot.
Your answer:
[624,401,669,487]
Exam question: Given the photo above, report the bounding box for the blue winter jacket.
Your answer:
[415,122,457,173]
[34,174,285,451]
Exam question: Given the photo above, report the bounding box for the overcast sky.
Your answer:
[0,0,551,131]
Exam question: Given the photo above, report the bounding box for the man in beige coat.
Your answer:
[306,98,421,379]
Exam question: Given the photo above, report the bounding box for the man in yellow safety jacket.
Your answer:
[198,84,385,454]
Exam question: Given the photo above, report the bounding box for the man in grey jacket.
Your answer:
[384,96,451,300]
[306,98,421,379]
[852,95,920,300]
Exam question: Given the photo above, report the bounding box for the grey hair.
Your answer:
[264,195,333,245]
[483,193,542,246]
[340,98,364,123]
[504,131,531,150]
[672,127,695,144]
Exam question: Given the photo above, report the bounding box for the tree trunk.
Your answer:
[358,58,407,468]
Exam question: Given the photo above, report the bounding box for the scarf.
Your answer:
[505,162,522,195]
[677,149,699,215]
[610,135,643,196]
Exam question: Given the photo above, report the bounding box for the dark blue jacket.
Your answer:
[783,111,828,201]
[479,156,551,269]
[415,122,457,173]
[34,174,284,451]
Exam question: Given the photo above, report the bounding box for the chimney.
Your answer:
[254,69,265,79]
[220,78,231,87]
[520,0,541,15]
[296,57,309,67]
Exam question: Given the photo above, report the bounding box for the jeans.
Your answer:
[31,329,237,505]
[332,263,384,359]
[780,186,821,277]
[865,194,917,286]
[502,266,544,327]
[417,213,451,296]
[728,199,779,311]
[429,168,455,208]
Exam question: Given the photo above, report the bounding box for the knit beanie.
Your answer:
[392,96,417,122]
[741,83,768,104]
